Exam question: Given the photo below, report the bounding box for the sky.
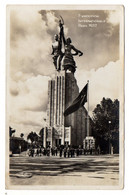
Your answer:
[8,6,123,138]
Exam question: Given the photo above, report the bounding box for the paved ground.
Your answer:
[9,155,119,188]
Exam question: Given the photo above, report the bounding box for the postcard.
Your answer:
[6,5,124,190]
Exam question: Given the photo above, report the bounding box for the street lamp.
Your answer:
[108,121,111,154]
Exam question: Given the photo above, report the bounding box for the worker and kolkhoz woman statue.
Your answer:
[51,16,83,73]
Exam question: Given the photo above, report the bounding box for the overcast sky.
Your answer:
[8,6,123,138]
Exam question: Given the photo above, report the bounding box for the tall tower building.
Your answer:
[43,70,91,148]
[42,16,92,148]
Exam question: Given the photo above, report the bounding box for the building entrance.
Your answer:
[55,139,61,147]
[65,141,69,146]
[46,141,51,147]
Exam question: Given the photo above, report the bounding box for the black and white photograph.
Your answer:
[6,5,124,190]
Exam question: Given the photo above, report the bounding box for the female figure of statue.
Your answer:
[61,32,83,73]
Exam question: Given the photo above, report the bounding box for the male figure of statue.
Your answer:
[51,19,64,71]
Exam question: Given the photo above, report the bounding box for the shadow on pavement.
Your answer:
[10,156,119,178]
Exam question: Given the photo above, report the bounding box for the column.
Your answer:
[69,126,71,145]
[59,76,61,125]
[48,81,51,126]
[54,76,58,125]
[60,76,62,125]
[57,76,60,125]
[61,126,65,145]
[62,76,65,126]
[51,81,55,126]
[51,127,53,147]
[43,127,47,148]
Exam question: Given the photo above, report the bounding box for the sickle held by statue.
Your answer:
[59,15,64,25]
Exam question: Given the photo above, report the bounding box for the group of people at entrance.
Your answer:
[51,18,83,73]
[27,145,94,158]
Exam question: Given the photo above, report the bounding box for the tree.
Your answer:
[92,98,119,154]
[20,133,24,138]
[27,131,39,145]
[9,126,15,137]
[39,128,44,138]
[38,128,44,146]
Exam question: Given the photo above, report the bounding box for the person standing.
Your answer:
[67,146,70,158]
[59,147,63,157]
[64,147,67,158]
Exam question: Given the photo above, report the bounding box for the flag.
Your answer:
[64,82,88,117]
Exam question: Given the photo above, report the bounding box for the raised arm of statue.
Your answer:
[62,27,66,45]
[58,18,65,51]
[58,17,66,46]
[58,26,63,50]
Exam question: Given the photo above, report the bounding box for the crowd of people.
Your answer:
[27,145,94,158]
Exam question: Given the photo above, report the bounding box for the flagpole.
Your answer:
[87,80,89,137]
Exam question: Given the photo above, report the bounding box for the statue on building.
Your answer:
[51,16,83,73]
[51,17,64,71]
[61,34,83,73]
